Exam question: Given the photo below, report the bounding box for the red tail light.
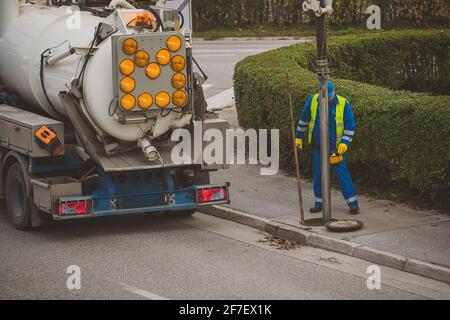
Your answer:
[58,198,93,216]
[196,186,228,204]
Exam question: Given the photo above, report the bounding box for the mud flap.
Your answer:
[30,199,50,228]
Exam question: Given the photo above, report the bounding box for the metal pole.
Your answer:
[287,74,305,225]
[316,0,332,223]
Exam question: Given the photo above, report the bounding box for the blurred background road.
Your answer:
[193,38,305,99]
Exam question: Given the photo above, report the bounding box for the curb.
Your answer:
[354,246,407,271]
[199,205,270,232]
[198,205,450,284]
[307,233,362,256]
[206,88,235,112]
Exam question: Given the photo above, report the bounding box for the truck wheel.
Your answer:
[5,163,31,230]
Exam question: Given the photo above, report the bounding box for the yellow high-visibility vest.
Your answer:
[308,93,346,147]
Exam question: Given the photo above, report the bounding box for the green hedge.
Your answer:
[233,30,450,209]
[188,0,450,28]
[326,31,450,94]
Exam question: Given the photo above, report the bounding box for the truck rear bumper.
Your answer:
[53,202,197,221]
[52,183,230,221]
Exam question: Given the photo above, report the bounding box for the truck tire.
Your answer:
[5,163,31,230]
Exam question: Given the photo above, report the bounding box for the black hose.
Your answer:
[160,109,172,118]
[192,56,208,81]
[78,24,102,90]
[178,10,185,29]
[39,40,69,118]
[138,6,164,32]
[126,18,137,27]
[78,5,113,18]
[108,99,118,117]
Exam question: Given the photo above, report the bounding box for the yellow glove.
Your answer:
[295,138,303,150]
[338,143,348,155]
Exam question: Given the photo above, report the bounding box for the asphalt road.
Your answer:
[1,39,449,300]
[193,38,306,99]
[2,209,448,300]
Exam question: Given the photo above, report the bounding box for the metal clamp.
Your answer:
[182,28,193,48]
[302,0,333,17]
[316,59,330,76]
[109,198,118,210]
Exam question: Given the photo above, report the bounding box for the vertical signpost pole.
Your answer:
[303,0,333,223]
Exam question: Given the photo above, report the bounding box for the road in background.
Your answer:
[193,39,306,99]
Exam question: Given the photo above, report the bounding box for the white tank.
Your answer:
[0,2,157,142]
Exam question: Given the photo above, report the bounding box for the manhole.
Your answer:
[303,218,337,226]
[325,219,364,232]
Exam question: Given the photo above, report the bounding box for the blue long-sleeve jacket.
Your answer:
[296,95,356,152]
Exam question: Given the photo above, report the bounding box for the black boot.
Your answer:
[349,205,360,215]
[309,206,322,213]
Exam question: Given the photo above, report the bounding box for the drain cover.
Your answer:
[325,219,364,232]
[303,218,337,226]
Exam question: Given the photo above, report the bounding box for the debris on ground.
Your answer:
[258,235,301,251]
[318,256,342,265]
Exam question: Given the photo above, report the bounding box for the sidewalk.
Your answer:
[209,106,450,270]
[211,165,450,268]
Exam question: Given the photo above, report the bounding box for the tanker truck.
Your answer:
[0,0,230,230]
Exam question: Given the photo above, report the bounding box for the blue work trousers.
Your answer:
[312,149,358,207]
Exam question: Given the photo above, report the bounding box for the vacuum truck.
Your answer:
[0,0,230,230]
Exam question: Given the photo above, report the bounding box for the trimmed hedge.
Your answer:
[326,31,450,94]
[234,30,450,209]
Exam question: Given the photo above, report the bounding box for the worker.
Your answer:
[295,80,360,214]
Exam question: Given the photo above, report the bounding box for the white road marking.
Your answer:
[118,281,169,300]
[194,49,265,53]
[206,88,235,111]
[194,54,236,57]
[202,84,213,91]
[131,288,169,300]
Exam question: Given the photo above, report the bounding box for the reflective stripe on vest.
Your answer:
[308,93,346,147]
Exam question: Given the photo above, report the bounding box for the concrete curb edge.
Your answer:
[199,205,450,284]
